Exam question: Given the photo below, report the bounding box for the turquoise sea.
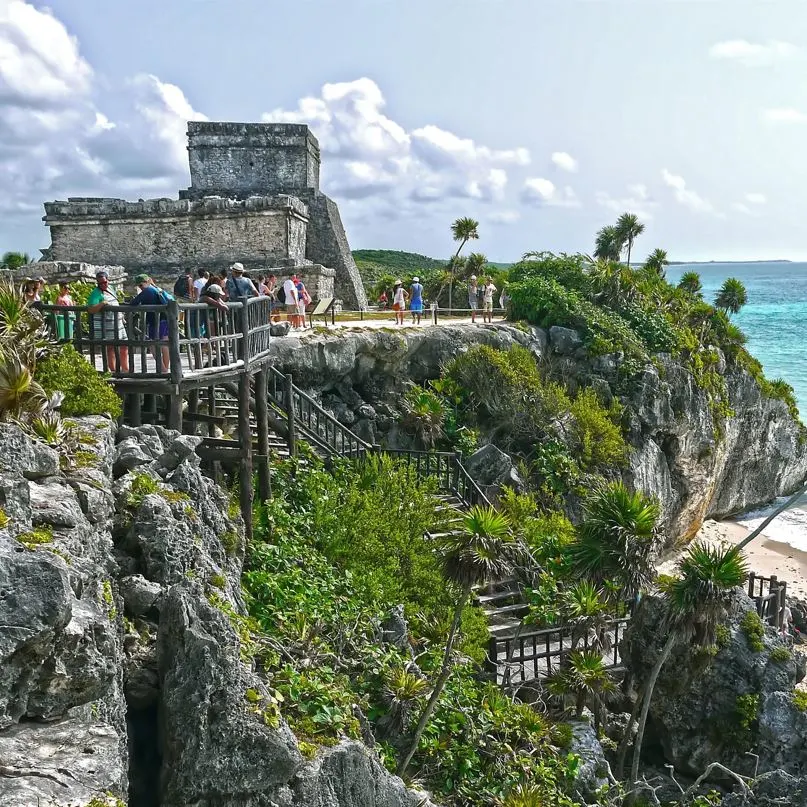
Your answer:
[667,262,807,544]
[667,262,807,414]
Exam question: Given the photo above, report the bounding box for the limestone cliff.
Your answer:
[0,420,432,807]
[268,324,807,540]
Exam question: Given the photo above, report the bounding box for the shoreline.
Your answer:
[658,519,807,601]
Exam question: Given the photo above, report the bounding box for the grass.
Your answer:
[17,526,53,549]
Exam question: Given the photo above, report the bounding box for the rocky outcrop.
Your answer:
[0,418,437,807]
[622,591,807,778]
[269,325,807,541]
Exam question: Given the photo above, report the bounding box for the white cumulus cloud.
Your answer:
[709,39,801,67]
[745,192,767,205]
[266,78,529,206]
[661,169,716,215]
[522,178,580,208]
[551,151,577,172]
[595,183,656,219]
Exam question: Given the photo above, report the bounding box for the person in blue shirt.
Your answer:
[409,276,424,325]
[130,274,172,371]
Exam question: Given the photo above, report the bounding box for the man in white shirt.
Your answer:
[193,269,209,301]
[283,274,300,328]
[483,277,497,324]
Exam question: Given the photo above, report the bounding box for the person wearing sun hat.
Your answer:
[226,262,259,300]
[87,270,129,372]
[392,279,407,326]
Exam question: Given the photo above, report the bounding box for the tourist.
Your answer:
[482,277,497,324]
[392,280,407,326]
[226,262,259,299]
[468,275,479,323]
[409,276,424,325]
[499,286,510,310]
[199,283,228,365]
[173,269,194,301]
[282,273,299,328]
[54,281,75,340]
[378,290,388,310]
[87,270,129,373]
[295,277,311,330]
[130,274,172,371]
[36,276,45,300]
[22,279,38,304]
[193,269,209,301]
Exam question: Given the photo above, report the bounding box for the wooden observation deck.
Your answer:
[41,297,276,536]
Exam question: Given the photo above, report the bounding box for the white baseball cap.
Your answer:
[412,276,420,283]
[470,275,477,280]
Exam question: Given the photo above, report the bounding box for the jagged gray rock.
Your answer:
[159,580,304,805]
[463,443,526,497]
[622,590,806,777]
[291,740,436,807]
[549,325,583,355]
[568,721,610,802]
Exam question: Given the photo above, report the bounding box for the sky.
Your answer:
[2,0,807,263]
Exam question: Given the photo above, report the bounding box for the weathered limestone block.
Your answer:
[0,714,126,807]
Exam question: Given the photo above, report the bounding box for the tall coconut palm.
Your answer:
[623,542,747,798]
[569,482,662,606]
[614,212,645,268]
[447,218,480,312]
[714,277,748,316]
[677,271,703,296]
[593,226,623,262]
[397,505,519,777]
[643,248,669,277]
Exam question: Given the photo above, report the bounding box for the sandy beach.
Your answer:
[658,519,807,601]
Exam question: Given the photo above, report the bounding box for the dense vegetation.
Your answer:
[507,249,799,424]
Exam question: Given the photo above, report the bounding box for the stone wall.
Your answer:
[183,122,321,199]
[45,195,309,276]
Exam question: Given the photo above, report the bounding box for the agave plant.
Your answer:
[0,279,52,364]
[561,581,611,653]
[0,351,47,417]
[502,783,545,807]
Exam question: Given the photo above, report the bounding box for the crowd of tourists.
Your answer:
[385,275,507,326]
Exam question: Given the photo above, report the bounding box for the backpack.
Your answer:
[173,275,189,298]
[158,288,174,305]
[276,284,286,304]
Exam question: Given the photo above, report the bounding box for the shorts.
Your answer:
[297,299,306,315]
[468,298,478,310]
[410,300,423,313]
[286,304,298,314]
[484,300,493,312]
[147,319,170,340]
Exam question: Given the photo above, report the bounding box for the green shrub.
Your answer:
[220,529,240,556]
[714,623,732,648]
[568,388,627,470]
[36,344,121,418]
[793,690,807,712]
[741,610,765,652]
[770,646,791,663]
[126,473,160,508]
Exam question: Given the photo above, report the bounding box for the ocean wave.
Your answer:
[735,499,807,553]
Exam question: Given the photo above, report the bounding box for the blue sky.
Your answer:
[3,0,807,262]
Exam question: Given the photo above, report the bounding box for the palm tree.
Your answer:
[677,271,703,296]
[0,252,30,271]
[623,542,748,798]
[614,212,645,268]
[546,649,616,731]
[465,252,488,279]
[594,226,623,262]
[569,482,662,606]
[561,580,610,652]
[644,248,669,277]
[397,505,519,777]
[448,218,480,312]
[714,277,748,316]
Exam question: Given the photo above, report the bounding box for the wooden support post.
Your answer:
[187,390,200,435]
[168,394,183,432]
[240,300,251,370]
[207,384,221,483]
[238,372,254,542]
[127,393,142,427]
[748,572,756,598]
[284,373,297,458]
[255,369,271,503]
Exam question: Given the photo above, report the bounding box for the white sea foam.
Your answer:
[735,499,807,553]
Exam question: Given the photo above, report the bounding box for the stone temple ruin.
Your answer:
[40,122,367,307]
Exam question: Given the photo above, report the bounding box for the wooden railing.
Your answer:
[39,296,273,383]
[748,572,788,629]
[487,617,631,686]
[266,366,372,459]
